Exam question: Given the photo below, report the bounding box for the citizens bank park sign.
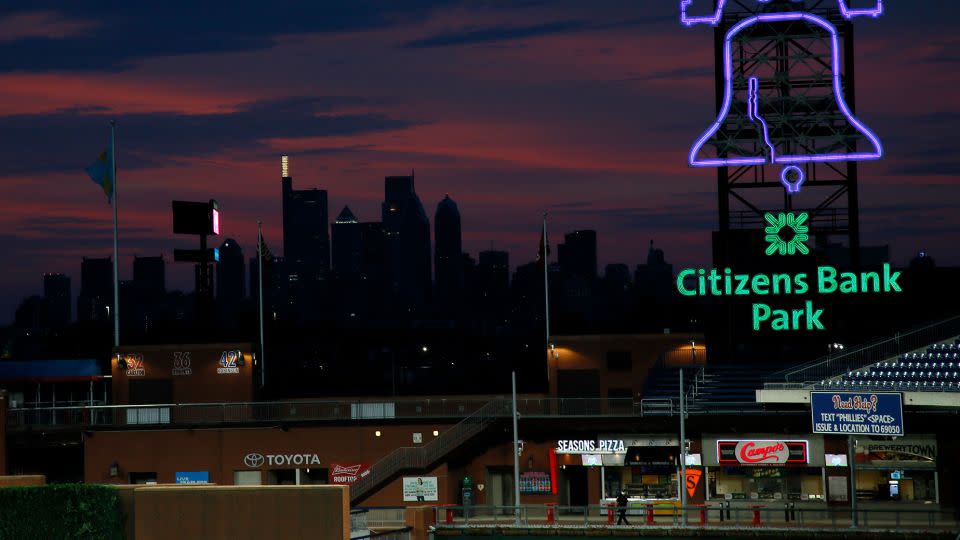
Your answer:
[676,212,904,331]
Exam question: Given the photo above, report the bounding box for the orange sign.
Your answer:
[685,468,703,498]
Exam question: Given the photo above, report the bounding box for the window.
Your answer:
[234,470,262,485]
[606,351,632,372]
[129,472,157,485]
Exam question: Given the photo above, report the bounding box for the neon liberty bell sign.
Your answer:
[680,0,884,194]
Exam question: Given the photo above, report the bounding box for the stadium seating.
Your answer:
[820,339,960,391]
[642,365,775,405]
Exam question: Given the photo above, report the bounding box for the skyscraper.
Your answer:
[43,273,70,328]
[77,257,112,323]
[382,174,431,309]
[216,238,245,301]
[478,250,510,299]
[133,256,165,297]
[558,230,598,280]
[434,195,462,304]
[331,206,362,278]
[634,240,674,299]
[281,155,330,276]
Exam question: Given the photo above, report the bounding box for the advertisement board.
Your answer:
[175,471,209,484]
[329,464,371,485]
[519,472,552,494]
[811,392,904,435]
[717,440,808,465]
[402,477,438,502]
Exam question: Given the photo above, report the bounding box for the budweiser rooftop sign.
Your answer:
[717,440,808,466]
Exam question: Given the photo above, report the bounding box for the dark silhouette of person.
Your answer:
[616,491,630,525]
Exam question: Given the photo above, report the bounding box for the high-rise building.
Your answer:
[434,195,463,305]
[133,256,165,297]
[634,240,674,299]
[478,250,509,300]
[216,238,245,301]
[382,174,431,309]
[77,257,112,323]
[558,230,598,280]
[43,273,71,327]
[331,206,362,278]
[281,155,330,276]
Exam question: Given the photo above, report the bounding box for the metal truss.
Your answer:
[712,0,863,267]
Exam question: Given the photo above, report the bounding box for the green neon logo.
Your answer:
[764,212,809,256]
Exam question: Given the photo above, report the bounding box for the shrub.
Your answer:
[0,484,124,540]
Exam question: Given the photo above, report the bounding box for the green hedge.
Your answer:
[0,484,124,540]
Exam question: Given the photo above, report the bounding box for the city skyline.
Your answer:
[1,1,958,321]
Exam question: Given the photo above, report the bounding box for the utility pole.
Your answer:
[679,367,688,526]
[848,435,858,528]
[512,371,521,525]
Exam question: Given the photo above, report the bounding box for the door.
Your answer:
[564,466,589,507]
[486,468,514,514]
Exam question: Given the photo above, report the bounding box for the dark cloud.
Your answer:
[0,2,452,72]
[400,20,589,48]
[0,96,422,176]
[617,67,713,83]
[400,15,671,49]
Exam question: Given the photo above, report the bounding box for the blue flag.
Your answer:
[85,147,113,202]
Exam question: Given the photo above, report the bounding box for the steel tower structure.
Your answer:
[706,0,870,269]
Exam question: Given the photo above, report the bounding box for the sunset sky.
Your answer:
[2,1,958,321]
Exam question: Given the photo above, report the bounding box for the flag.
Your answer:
[257,230,273,263]
[85,147,114,201]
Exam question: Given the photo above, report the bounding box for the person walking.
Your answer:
[616,491,630,525]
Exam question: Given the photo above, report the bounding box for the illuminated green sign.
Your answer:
[765,212,809,256]
[677,212,903,331]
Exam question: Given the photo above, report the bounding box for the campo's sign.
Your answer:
[717,439,808,465]
[811,392,904,435]
[677,212,903,331]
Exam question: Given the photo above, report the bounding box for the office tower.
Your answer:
[43,273,71,327]
[478,250,509,300]
[332,206,362,278]
[216,239,245,301]
[557,230,598,280]
[604,264,631,290]
[381,174,431,309]
[434,195,463,305]
[133,256,166,297]
[14,296,48,330]
[281,155,330,276]
[77,256,112,322]
[634,240,674,299]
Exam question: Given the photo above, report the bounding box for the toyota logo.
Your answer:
[244,453,264,468]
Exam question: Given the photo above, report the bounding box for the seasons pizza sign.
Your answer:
[717,440,808,466]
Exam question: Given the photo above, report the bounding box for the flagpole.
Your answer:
[258,220,266,389]
[110,121,120,348]
[542,213,550,381]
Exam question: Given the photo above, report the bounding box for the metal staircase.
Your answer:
[349,398,511,504]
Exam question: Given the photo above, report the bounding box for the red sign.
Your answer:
[684,468,702,498]
[717,440,808,465]
[328,463,371,484]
